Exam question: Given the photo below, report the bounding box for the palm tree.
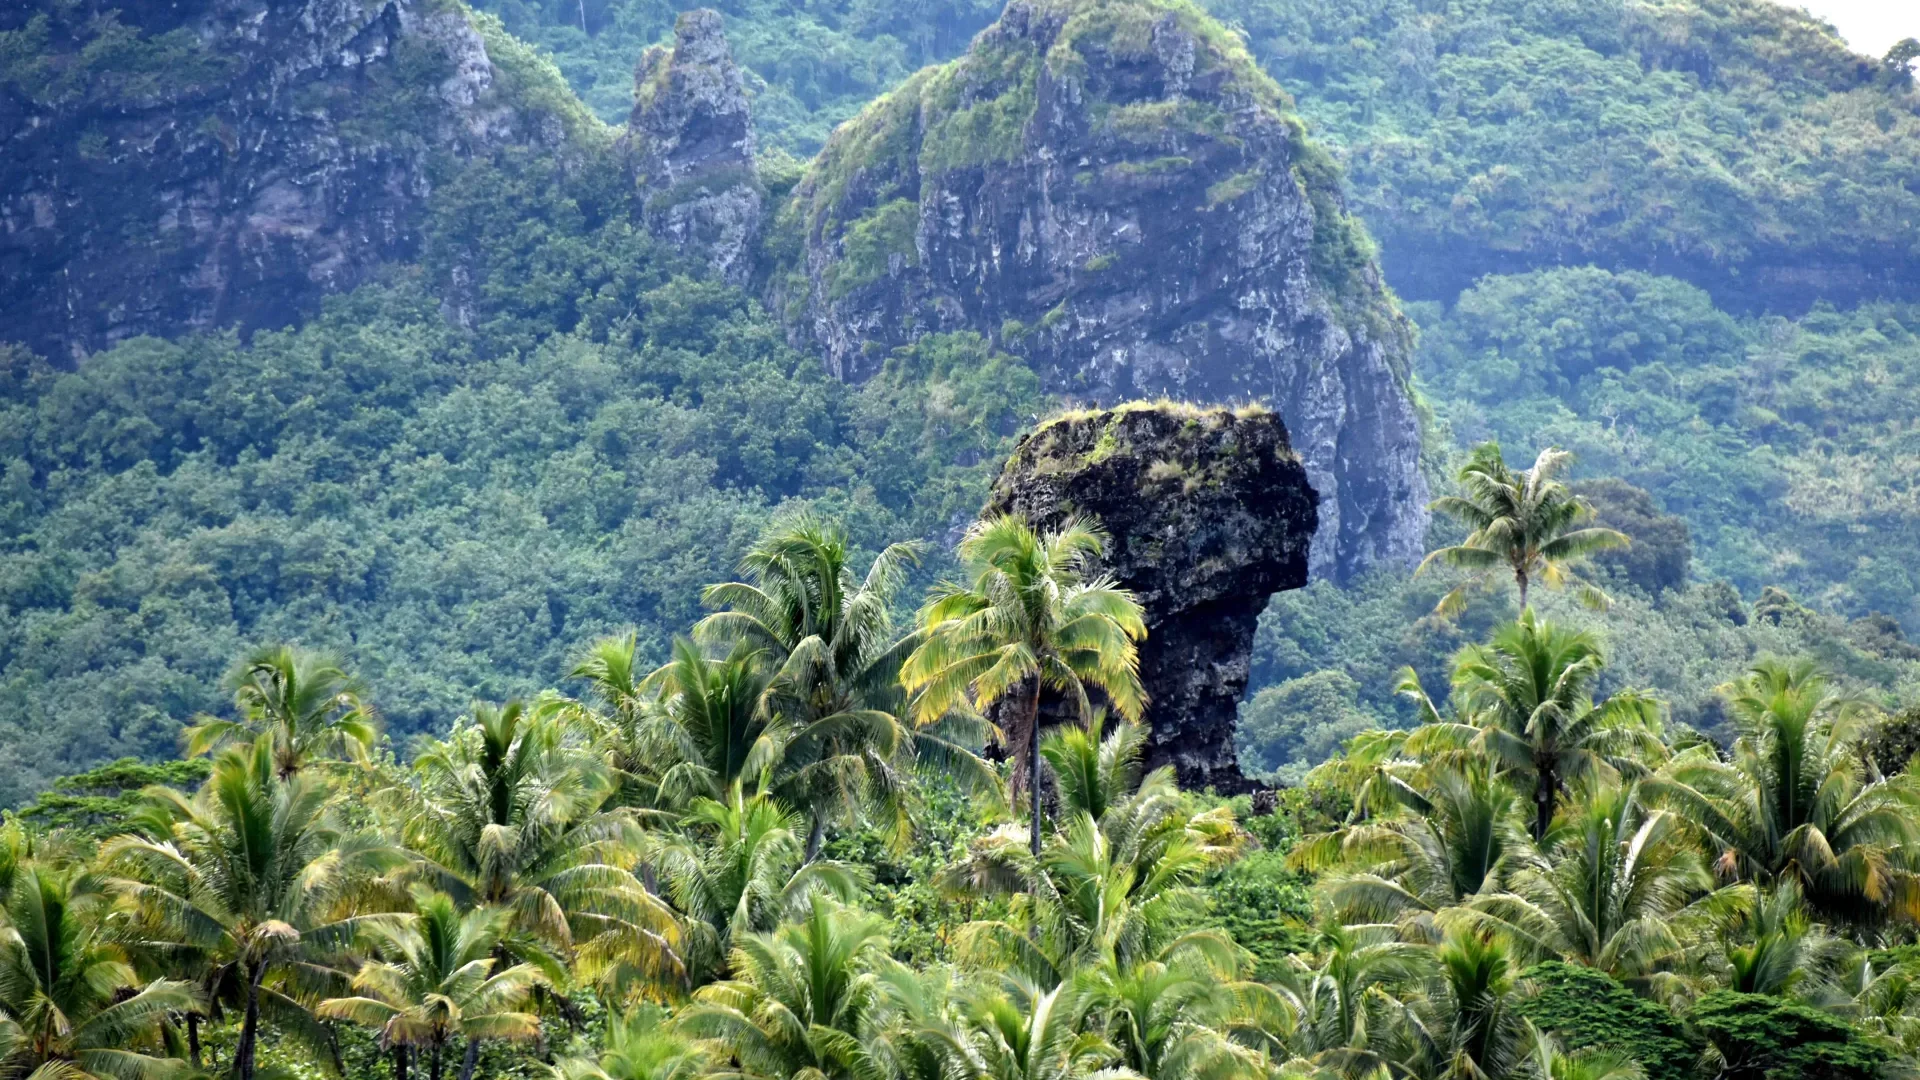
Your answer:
[403,701,683,992]
[1078,957,1280,1080]
[643,640,780,808]
[1390,927,1539,1080]
[553,1005,714,1080]
[1402,611,1664,839]
[1644,658,1920,927]
[568,632,678,811]
[904,514,1147,857]
[929,979,1127,1080]
[183,644,378,779]
[319,892,545,1080]
[697,513,990,858]
[1449,780,1708,980]
[1289,760,1528,929]
[678,895,891,1080]
[652,786,865,985]
[103,738,404,1080]
[1272,921,1426,1073]
[1419,442,1627,615]
[0,866,199,1080]
[949,718,1243,982]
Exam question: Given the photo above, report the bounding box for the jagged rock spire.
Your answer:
[624,9,762,285]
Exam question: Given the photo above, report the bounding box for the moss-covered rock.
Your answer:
[620,9,762,285]
[0,0,602,362]
[765,0,1426,580]
[985,401,1317,791]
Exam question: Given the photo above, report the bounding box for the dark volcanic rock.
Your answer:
[985,403,1317,792]
[768,0,1426,580]
[622,9,762,285]
[0,0,596,363]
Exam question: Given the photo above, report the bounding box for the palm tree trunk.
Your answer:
[394,1046,409,1080]
[1028,678,1044,858]
[1533,770,1554,840]
[430,1044,444,1080]
[805,814,825,863]
[187,1011,202,1069]
[235,960,268,1080]
[1517,570,1530,612]
[459,1037,481,1080]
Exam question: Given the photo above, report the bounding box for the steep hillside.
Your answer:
[485,0,1920,312]
[1221,0,1920,311]
[766,0,1429,580]
[0,0,604,361]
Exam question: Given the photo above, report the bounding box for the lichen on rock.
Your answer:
[985,401,1318,792]
[621,9,762,285]
[766,0,1428,580]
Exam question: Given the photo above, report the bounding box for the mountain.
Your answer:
[0,0,607,363]
[475,0,1920,313]
[764,0,1427,579]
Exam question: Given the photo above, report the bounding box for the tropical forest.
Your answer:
[2,0,1920,1079]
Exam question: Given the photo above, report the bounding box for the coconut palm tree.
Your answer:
[1419,443,1628,615]
[697,513,991,858]
[677,895,891,1080]
[1644,658,1920,927]
[643,640,781,808]
[319,892,545,1080]
[929,978,1128,1080]
[904,514,1146,857]
[1289,760,1528,929]
[1402,611,1664,839]
[103,738,404,1080]
[1272,921,1426,1075]
[1078,956,1282,1080]
[1449,780,1708,980]
[950,718,1242,983]
[183,644,377,779]
[568,632,679,811]
[553,1005,714,1080]
[1389,928,1539,1080]
[651,786,865,985]
[401,701,683,994]
[0,866,199,1080]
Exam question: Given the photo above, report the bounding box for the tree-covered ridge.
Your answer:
[475,0,1920,312]
[1218,0,1920,308]
[0,260,1045,803]
[475,0,1005,151]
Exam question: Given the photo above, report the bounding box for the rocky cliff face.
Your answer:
[985,403,1317,792]
[0,0,598,362]
[767,0,1428,580]
[621,9,761,285]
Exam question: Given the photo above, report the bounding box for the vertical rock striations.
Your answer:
[767,0,1428,580]
[622,9,762,285]
[0,0,599,363]
[984,403,1318,792]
